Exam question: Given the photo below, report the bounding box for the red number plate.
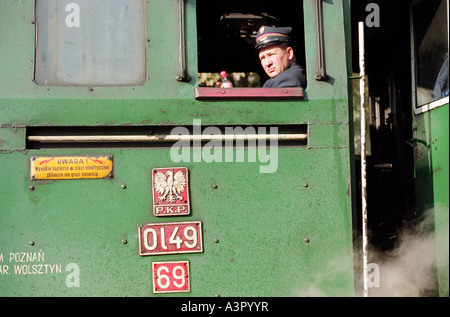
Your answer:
[138,221,203,256]
[152,261,190,294]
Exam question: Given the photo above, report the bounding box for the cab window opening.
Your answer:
[196,0,306,88]
[412,0,449,107]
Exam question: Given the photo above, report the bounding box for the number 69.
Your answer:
[152,261,190,293]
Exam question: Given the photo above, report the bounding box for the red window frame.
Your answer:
[194,87,304,100]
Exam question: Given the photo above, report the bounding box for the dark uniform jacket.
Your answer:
[432,56,449,100]
[262,62,307,89]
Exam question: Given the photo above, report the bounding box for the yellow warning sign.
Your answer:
[30,156,113,180]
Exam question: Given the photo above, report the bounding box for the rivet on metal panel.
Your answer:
[304,238,310,243]
[215,293,221,297]
[211,184,218,189]
[302,182,309,188]
[121,184,127,189]
[28,240,35,246]
[213,238,219,243]
[121,239,128,244]
[29,185,35,191]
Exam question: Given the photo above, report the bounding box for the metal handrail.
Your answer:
[176,0,191,82]
[28,134,307,143]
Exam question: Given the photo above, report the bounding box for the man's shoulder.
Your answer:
[263,62,306,88]
[285,62,305,76]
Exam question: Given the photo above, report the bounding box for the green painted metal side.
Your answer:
[412,103,449,297]
[0,1,356,296]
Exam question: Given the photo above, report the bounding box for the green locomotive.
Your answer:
[0,0,447,297]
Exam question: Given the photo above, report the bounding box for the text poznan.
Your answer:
[9,251,45,263]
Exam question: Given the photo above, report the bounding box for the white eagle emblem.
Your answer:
[154,169,187,203]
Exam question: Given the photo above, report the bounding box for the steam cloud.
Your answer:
[291,205,448,297]
[367,206,448,297]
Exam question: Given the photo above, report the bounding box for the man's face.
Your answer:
[258,45,293,78]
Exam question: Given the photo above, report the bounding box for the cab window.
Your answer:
[412,0,449,107]
[34,0,146,86]
[196,0,305,88]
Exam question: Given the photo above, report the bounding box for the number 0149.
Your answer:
[138,221,203,256]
